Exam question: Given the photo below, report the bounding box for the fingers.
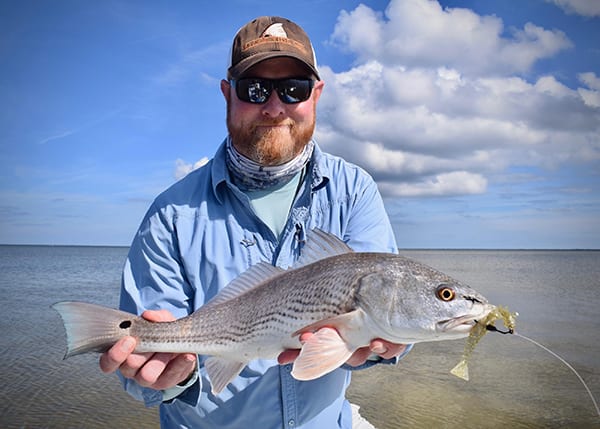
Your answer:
[345,347,373,367]
[99,336,138,374]
[134,310,197,388]
[370,340,407,360]
[98,309,197,390]
[345,339,408,367]
[136,353,197,390]
[100,341,197,389]
[141,309,175,323]
[278,349,300,365]
[155,353,197,389]
[118,350,157,379]
[278,332,313,364]
[99,310,176,374]
[98,309,170,375]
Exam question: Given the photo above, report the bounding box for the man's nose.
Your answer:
[260,90,286,118]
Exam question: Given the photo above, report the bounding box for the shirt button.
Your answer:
[288,419,295,426]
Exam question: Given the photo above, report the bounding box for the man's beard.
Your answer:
[227,106,316,166]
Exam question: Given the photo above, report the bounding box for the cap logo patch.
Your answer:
[263,23,287,38]
[242,23,307,54]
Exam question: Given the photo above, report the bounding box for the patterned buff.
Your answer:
[226,138,314,191]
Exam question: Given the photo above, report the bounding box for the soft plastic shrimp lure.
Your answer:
[450,306,517,381]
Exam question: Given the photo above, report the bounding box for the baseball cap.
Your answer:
[227,16,320,80]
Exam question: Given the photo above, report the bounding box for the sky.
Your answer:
[1,0,599,248]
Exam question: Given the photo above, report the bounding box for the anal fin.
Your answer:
[205,357,246,395]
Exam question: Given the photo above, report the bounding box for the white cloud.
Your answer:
[578,87,600,108]
[579,72,600,91]
[330,0,572,76]
[577,72,600,107]
[547,0,600,17]
[379,171,487,197]
[316,0,600,198]
[174,157,209,180]
[534,75,574,97]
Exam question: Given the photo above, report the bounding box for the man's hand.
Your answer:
[277,331,408,366]
[98,309,197,391]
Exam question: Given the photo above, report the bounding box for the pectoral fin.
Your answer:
[291,327,354,380]
[205,357,246,395]
[291,309,366,338]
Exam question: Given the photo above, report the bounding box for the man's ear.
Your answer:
[311,80,325,104]
[220,79,231,103]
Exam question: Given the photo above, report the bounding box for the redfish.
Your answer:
[53,230,493,394]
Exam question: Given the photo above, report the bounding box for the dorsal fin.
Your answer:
[205,262,284,306]
[293,229,354,269]
[205,230,352,307]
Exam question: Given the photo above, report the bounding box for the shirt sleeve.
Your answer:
[342,171,398,254]
[118,202,198,407]
[120,202,195,317]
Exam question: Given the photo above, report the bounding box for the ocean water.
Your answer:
[0,246,598,428]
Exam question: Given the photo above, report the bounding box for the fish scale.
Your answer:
[53,229,494,394]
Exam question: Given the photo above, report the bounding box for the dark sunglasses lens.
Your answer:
[233,78,314,104]
[276,79,313,104]
[234,79,272,103]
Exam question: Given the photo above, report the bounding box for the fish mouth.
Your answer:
[437,304,495,334]
[437,316,478,334]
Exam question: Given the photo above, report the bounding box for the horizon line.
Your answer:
[1,243,598,252]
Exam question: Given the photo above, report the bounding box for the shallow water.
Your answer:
[0,246,598,428]
[0,245,159,429]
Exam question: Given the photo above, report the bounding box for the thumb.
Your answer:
[141,309,176,322]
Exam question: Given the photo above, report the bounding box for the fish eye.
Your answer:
[436,285,456,302]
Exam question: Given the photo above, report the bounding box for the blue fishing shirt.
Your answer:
[119,140,408,429]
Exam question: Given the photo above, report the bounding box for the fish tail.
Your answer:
[52,301,135,359]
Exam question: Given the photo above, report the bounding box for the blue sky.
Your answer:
[1,0,599,248]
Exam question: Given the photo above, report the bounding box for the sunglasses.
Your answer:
[231,78,315,104]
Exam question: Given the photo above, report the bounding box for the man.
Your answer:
[99,16,410,428]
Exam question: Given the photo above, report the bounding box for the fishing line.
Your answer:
[507,331,600,418]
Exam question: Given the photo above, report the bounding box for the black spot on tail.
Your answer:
[119,320,132,329]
